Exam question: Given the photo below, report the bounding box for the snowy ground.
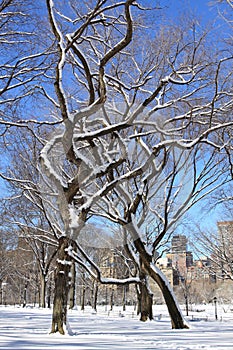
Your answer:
[1,304,233,349]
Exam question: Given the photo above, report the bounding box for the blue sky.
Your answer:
[166,0,217,19]
[0,0,231,227]
[163,0,227,30]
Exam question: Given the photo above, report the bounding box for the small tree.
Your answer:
[1,131,58,307]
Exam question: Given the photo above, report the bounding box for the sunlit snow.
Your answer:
[1,304,233,349]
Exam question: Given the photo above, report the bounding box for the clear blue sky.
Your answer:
[165,0,218,20]
[0,0,230,210]
[162,0,225,30]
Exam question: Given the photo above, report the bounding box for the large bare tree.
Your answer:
[0,0,233,335]
[86,138,231,321]
[38,0,233,333]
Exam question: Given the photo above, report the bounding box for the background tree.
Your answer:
[0,0,54,127]
[193,222,233,282]
[1,131,58,307]
[0,228,16,304]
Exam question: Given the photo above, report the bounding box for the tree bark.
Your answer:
[140,286,153,321]
[139,273,153,321]
[69,261,76,309]
[110,287,114,311]
[136,285,141,316]
[40,273,46,308]
[50,237,72,334]
[81,283,85,311]
[132,238,188,329]
[47,282,51,308]
[146,263,188,329]
[137,258,153,321]
[92,281,98,312]
[22,282,27,308]
[122,285,126,311]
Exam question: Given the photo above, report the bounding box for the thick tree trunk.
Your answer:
[132,237,188,329]
[146,263,188,329]
[50,237,72,335]
[139,281,153,321]
[139,260,153,321]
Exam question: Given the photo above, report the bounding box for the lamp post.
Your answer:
[213,297,218,320]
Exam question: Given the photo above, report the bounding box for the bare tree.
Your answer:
[0,229,15,298]
[0,0,54,125]
[86,129,231,320]
[1,0,233,335]
[1,131,58,308]
[39,0,232,333]
[194,221,233,282]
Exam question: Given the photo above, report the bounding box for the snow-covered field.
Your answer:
[1,304,233,349]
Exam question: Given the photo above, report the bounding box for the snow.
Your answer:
[57,259,72,266]
[1,304,233,349]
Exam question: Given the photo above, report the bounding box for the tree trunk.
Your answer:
[136,285,141,315]
[81,284,85,311]
[22,282,27,308]
[122,285,126,311]
[92,281,98,312]
[185,294,189,316]
[69,261,76,309]
[47,282,51,308]
[50,237,72,335]
[110,287,114,311]
[146,263,188,329]
[40,273,46,308]
[139,281,153,321]
[139,260,153,321]
[132,238,188,329]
